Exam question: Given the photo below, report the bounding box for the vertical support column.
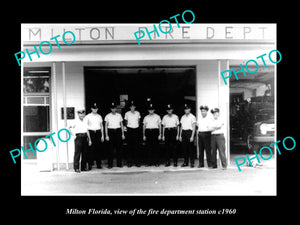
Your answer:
[62,62,69,170]
[52,62,60,170]
[225,60,230,166]
[217,60,221,167]
[218,60,230,166]
[195,66,199,159]
[21,63,24,165]
[217,60,220,107]
[196,61,219,165]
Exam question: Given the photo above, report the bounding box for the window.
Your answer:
[23,76,49,93]
[23,106,50,132]
[23,67,51,159]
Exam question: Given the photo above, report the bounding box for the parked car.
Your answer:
[246,108,275,152]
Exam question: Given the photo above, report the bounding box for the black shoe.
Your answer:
[181,163,188,167]
[155,164,159,167]
[81,168,88,171]
[174,163,177,167]
[117,164,123,168]
[190,164,194,168]
[88,166,92,170]
[97,165,102,169]
[75,169,80,173]
[108,165,113,169]
[165,162,170,167]
[198,165,204,168]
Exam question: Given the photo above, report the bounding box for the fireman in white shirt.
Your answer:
[69,108,91,173]
[197,105,213,168]
[161,104,180,167]
[210,108,227,169]
[104,102,125,168]
[124,100,141,167]
[85,103,104,170]
[143,103,161,166]
[179,103,196,167]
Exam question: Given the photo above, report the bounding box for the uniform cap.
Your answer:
[184,103,191,109]
[211,108,220,113]
[129,100,136,107]
[91,103,98,109]
[110,102,117,108]
[77,107,86,113]
[166,104,173,110]
[148,103,155,110]
[200,105,209,111]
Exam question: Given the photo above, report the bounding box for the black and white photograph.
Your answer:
[19,23,278,196]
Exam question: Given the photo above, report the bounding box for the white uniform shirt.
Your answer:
[180,113,196,130]
[124,111,141,128]
[143,114,161,129]
[211,117,225,134]
[70,118,88,134]
[85,113,103,130]
[197,115,212,132]
[162,114,179,128]
[104,113,123,129]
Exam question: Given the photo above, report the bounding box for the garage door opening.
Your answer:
[84,66,196,163]
[84,66,196,117]
[229,63,275,154]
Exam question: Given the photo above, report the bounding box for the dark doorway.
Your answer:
[229,64,275,154]
[84,66,196,118]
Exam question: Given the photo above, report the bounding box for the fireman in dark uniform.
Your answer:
[179,103,196,168]
[161,104,180,167]
[142,103,162,166]
[104,102,125,168]
[124,100,141,167]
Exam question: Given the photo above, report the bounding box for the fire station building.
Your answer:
[21,24,276,169]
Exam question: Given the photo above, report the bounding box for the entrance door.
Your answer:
[23,67,51,159]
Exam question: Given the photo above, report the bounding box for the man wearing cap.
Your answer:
[85,103,104,170]
[143,103,161,166]
[124,100,141,167]
[161,104,180,167]
[104,102,125,168]
[210,108,227,169]
[69,108,92,173]
[197,105,212,168]
[179,103,196,167]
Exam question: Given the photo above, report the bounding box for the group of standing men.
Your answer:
[69,101,227,173]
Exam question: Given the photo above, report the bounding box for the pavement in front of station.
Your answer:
[21,154,276,196]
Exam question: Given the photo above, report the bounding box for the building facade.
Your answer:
[21,24,276,169]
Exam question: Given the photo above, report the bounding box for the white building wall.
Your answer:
[196,60,230,163]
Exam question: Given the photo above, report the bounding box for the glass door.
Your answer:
[23,67,51,159]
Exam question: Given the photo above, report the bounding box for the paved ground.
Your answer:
[21,153,276,196]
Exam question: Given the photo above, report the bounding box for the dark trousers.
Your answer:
[107,128,122,167]
[211,134,227,168]
[198,131,212,167]
[126,127,140,166]
[182,130,194,165]
[165,128,178,164]
[145,128,159,165]
[88,130,102,167]
[74,133,88,170]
